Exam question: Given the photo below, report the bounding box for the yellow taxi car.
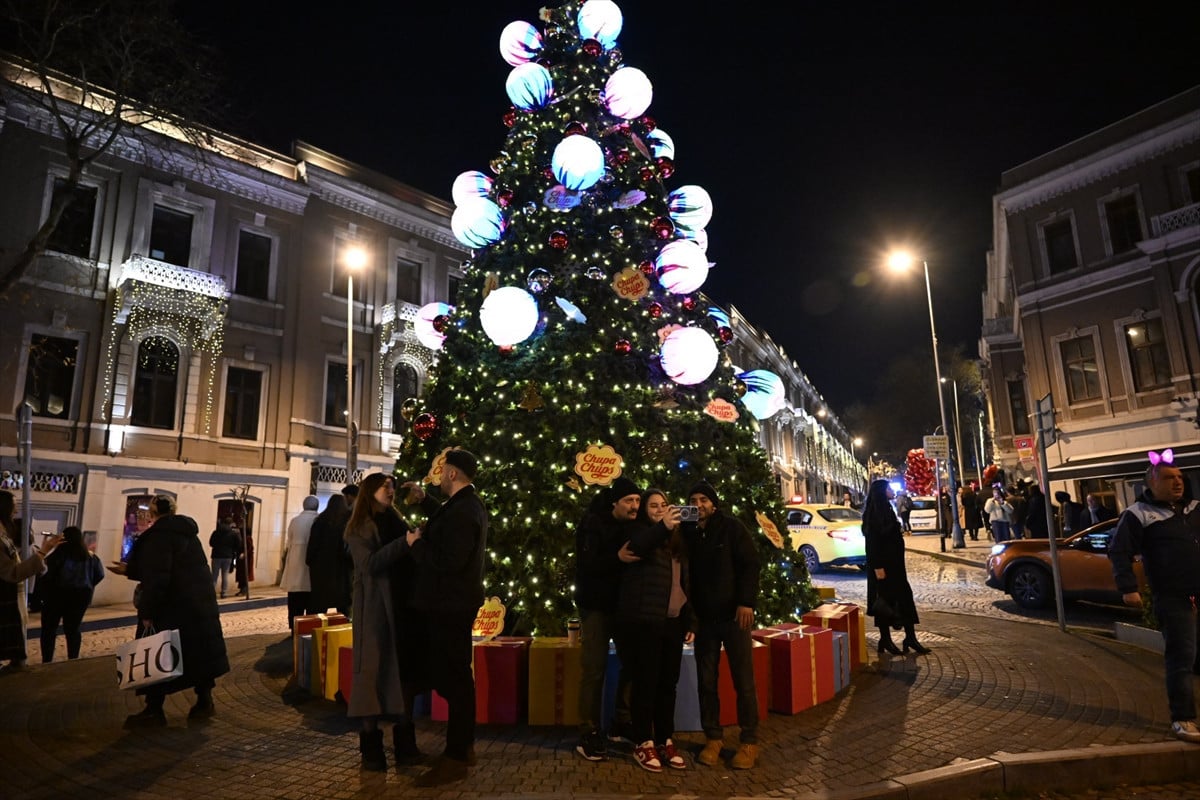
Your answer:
[984,519,1145,609]
[785,503,867,575]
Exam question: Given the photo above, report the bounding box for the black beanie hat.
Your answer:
[607,476,641,504]
[444,449,479,480]
[688,481,719,507]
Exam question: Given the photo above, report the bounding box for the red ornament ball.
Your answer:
[614,148,631,165]
[495,188,514,207]
[717,325,734,343]
[564,121,587,137]
[412,413,438,442]
[614,339,632,355]
[647,301,663,318]
[542,167,556,181]
[581,38,602,57]
[650,216,674,239]
[655,156,675,179]
[639,165,656,182]
[502,108,517,128]
[680,295,697,311]
[432,314,450,333]
[548,230,570,250]
[638,115,657,133]
[638,260,655,275]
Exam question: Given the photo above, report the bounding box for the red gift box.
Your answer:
[762,630,821,714]
[292,612,349,685]
[717,639,769,726]
[338,645,353,703]
[798,625,837,704]
[432,636,532,724]
[802,603,865,669]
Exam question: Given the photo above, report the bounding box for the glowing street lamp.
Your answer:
[887,250,965,548]
[343,244,367,482]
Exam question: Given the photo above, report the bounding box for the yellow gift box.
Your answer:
[528,637,581,726]
[323,625,354,701]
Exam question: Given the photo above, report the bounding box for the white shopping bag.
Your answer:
[115,626,184,690]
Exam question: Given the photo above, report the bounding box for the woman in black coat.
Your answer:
[114,495,230,726]
[862,479,930,655]
[38,526,104,662]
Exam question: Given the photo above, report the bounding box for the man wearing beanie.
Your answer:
[573,474,642,761]
[684,479,762,769]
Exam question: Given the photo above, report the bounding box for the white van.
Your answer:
[909,496,942,533]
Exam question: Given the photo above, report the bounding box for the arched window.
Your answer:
[392,363,419,434]
[131,335,179,429]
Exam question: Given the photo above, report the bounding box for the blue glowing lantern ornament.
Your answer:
[707,306,731,328]
[655,240,710,294]
[678,227,709,253]
[551,135,606,191]
[667,185,713,232]
[480,286,539,346]
[660,327,719,386]
[499,20,542,66]
[577,0,623,50]
[451,170,493,206]
[738,370,787,420]
[506,63,554,111]
[604,67,652,120]
[414,302,455,351]
[645,128,675,160]
[451,198,506,248]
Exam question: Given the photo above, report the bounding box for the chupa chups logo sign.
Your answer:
[755,512,785,549]
[423,447,453,486]
[472,596,506,641]
[704,398,739,423]
[574,443,622,485]
[612,266,650,301]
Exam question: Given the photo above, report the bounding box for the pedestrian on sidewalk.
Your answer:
[984,487,1014,543]
[307,494,353,615]
[37,526,104,662]
[279,496,319,629]
[1110,453,1200,744]
[209,518,241,598]
[684,480,762,770]
[116,495,229,726]
[0,490,62,674]
[862,479,930,656]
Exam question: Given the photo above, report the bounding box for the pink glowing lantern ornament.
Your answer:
[655,240,710,294]
[603,67,652,120]
[660,327,719,386]
[451,170,494,206]
[451,198,506,248]
[551,135,606,191]
[414,302,455,351]
[499,20,543,66]
[506,63,554,111]
[577,0,623,50]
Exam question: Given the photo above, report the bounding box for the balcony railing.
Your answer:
[113,255,227,335]
[1152,202,1200,237]
[116,254,227,298]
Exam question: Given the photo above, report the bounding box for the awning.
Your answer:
[1046,444,1200,482]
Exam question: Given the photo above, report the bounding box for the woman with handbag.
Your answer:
[0,490,63,673]
[861,479,930,656]
[112,495,230,726]
[38,526,104,662]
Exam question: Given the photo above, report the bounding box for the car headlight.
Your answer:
[989,544,1006,556]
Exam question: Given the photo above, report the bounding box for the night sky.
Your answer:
[180,1,1200,415]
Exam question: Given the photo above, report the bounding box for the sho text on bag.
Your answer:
[116,627,184,690]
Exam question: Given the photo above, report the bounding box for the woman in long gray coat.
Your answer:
[344,473,413,771]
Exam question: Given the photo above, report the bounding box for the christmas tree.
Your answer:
[395,1,819,634]
[904,449,936,496]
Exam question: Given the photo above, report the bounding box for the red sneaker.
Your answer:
[633,740,662,773]
[659,739,686,769]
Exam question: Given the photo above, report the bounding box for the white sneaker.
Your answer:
[1171,720,1200,743]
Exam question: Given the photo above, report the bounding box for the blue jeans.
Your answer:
[211,557,232,595]
[990,521,1011,543]
[694,617,758,744]
[1153,594,1200,722]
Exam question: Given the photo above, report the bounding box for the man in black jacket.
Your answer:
[1110,458,1200,744]
[573,475,642,762]
[402,449,488,786]
[684,480,762,770]
[208,518,241,599]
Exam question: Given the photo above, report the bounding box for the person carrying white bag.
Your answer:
[110,495,230,727]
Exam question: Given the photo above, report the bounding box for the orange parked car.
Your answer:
[984,519,1145,609]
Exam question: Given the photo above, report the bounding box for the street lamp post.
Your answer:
[888,252,966,548]
[344,245,367,483]
[942,377,967,488]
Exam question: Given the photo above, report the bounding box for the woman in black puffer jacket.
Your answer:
[614,489,693,773]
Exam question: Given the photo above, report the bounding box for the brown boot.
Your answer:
[730,743,758,769]
[415,756,468,787]
[697,738,724,766]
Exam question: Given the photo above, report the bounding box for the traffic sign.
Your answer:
[923,434,949,460]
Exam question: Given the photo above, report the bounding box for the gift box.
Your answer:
[831,631,850,691]
[757,629,827,714]
[338,646,353,703]
[297,634,313,691]
[292,612,349,683]
[675,643,701,731]
[717,639,769,726]
[312,623,352,699]
[796,625,837,702]
[528,637,582,726]
[476,636,532,724]
[323,625,354,701]
[802,603,865,669]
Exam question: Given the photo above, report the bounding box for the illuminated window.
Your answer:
[1060,335,1101,404]
[1125,319,1170,392]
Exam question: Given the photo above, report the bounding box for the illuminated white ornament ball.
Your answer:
[506,63,554,111]
[451,198,506,248]
[655,240,710,294]
[678,227,709,253]
[667,185,713,232]
[499,20,542,66]
[451,170,493,206]
[660,327,719,386]
[414,302,455,351]
[645,128,675,160]
[603,67,652,119]
[480,286,539,346]
[577,0,623,49]
[551,136,606,191]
